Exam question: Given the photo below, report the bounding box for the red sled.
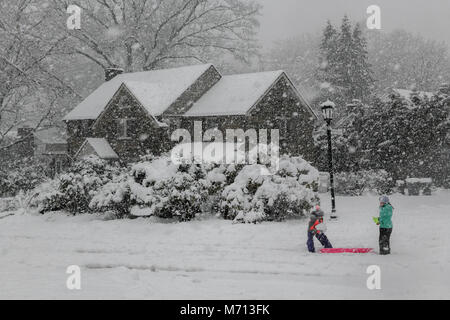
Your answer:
[320,248,374,254]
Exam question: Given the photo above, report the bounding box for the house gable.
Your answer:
[250,73,317,119]
[90,84,171,162]
[92,83,162,130]
[247,73,317,119]
[247,74,317,159]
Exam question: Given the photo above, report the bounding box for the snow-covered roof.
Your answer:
[34,127,67,144]
[64,64,214,121]
[76,138,119,160]
[390,88,434,101]
[183,71,285,117]
[405,178,432,184]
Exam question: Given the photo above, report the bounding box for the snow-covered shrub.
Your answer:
[205,166,228,194]
[128,157,211,221]
[0,170,9,196]
[127,155,248,221]
[219,156,319,223]
[89,173,131,218]
[334,172,366,196]
[204,163,245,212]
[30,179,64,213]
[0,159,47,197]
[37,156,122,214]
[335,170,394,196]
[219,164,266,220]
[234,210,266,224]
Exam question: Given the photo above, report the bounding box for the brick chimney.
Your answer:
[105,67,124,81]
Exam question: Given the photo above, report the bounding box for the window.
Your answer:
[55,159,63,174]
[117,118,134,139]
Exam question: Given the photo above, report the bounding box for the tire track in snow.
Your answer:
[83,262,335,278]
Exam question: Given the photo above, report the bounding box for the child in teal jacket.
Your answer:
[377,195,393,255]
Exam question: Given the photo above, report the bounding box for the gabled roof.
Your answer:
[75,138,119,160]
[34,127,67,144]
[393,88,434,101]
[63,64,214,121]
[183,71,317,118]
[183,71,284,117]
[381,88,434,102]
[91,83,169,129]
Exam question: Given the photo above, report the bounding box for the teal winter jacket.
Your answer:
[379,203,393,229]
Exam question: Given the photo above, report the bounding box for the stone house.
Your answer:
[0,127,69,177]
[63,64,318,163]
[33,128,70,176]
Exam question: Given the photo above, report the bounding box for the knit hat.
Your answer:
[312,205,324,217]
[379,195,390,204]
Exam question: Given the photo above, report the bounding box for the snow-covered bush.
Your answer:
[335,170,394,196]
[33,154,319,222]
[219,156,319,223]
[0,159,47,197]
[219,164,266,220]
[128,157,210,221]
[86,155,240,221]
[37,156,122,214]
[125,155,249,221]
[89,173,131,218]
[30,179,64,213]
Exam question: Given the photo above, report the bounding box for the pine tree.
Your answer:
[318,21,339,86]
[335,15,354,94]
[355,92,448,184]
[351,23,374,99]
[316,16,374,108]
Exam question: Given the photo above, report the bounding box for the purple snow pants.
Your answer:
[307,231,333,253]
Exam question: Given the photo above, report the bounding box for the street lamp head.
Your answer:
[320,100,335,121]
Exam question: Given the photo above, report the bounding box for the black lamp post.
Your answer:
[321,100,337,220]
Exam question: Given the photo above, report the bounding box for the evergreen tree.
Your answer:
[316,16,374,109]
[351,23,374,99]
[356,91,449,184]
[318,21,339,87]
[335,15,354,94]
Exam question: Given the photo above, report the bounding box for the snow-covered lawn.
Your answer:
[1,191,449,300]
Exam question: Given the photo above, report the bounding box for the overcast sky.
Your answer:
[256,0,450,49]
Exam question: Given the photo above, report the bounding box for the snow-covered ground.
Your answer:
[0,191,449,300]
